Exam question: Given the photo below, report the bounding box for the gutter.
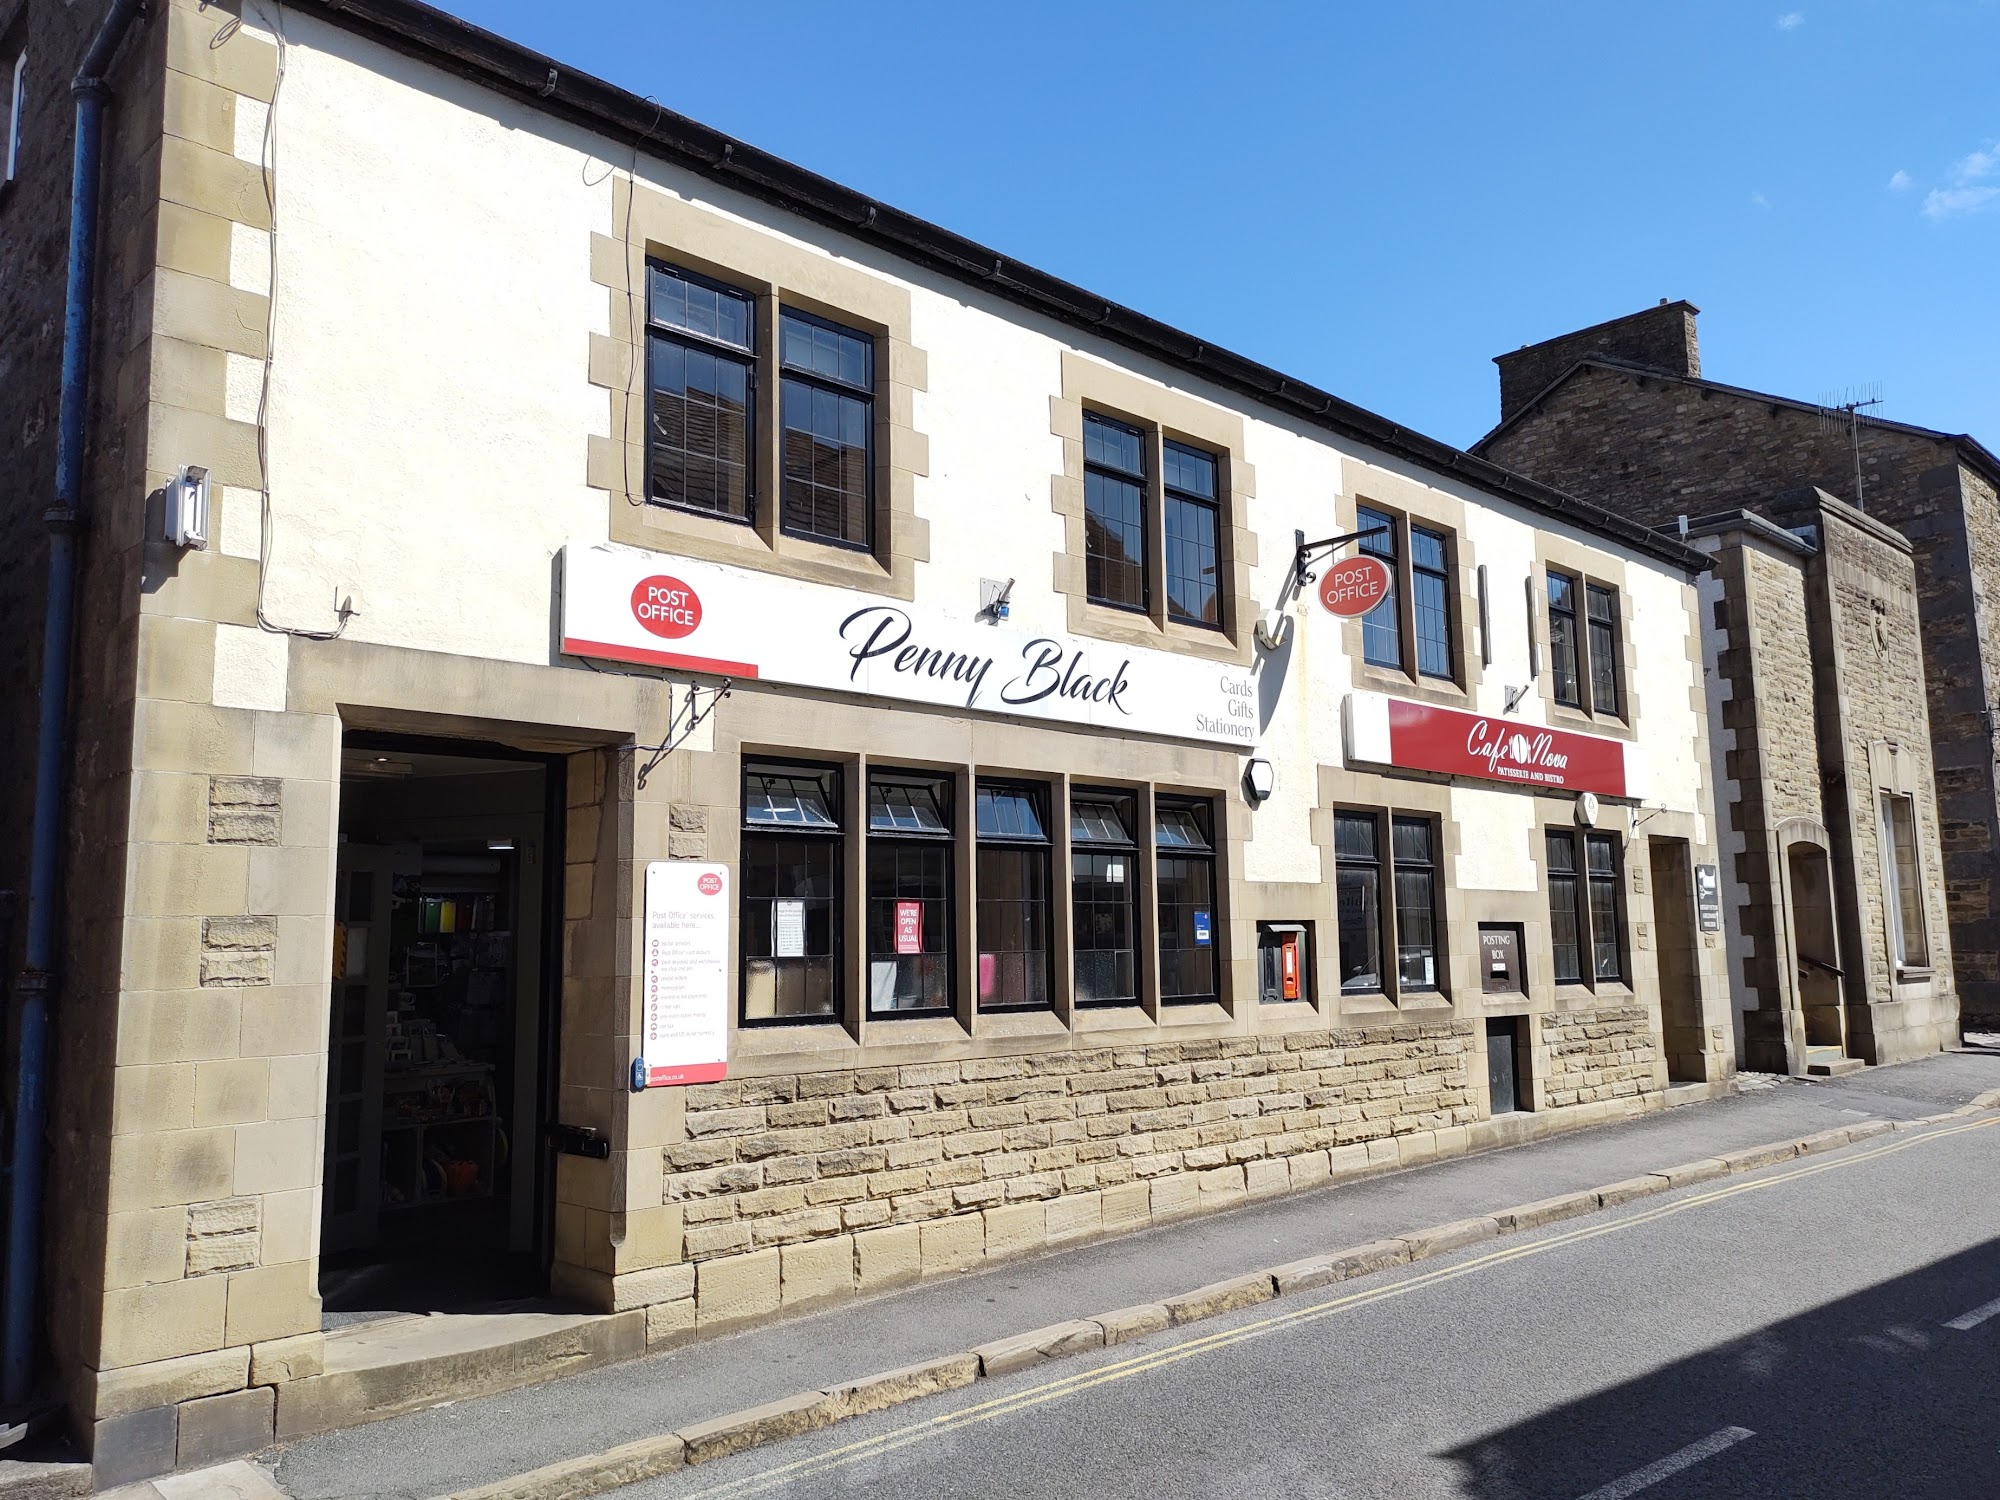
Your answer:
[4,0,150,1409]
[300,0,1709,578]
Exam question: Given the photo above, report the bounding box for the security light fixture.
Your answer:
[165,465,209,550]
[1244,757,1275,804]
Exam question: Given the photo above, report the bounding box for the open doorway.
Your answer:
[1647,838,1707,1083]
[321,735,564,1323]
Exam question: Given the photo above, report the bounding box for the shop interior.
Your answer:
[320,738,561,1322]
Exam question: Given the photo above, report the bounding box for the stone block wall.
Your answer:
[640,1023,1475,1332]
[1537,1005,1658,1108]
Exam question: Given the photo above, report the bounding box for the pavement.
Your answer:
[229,1050,2000,1500]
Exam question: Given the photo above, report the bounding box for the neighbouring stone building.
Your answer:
[1478,302,1974,1063]
[2,0,1730,1484]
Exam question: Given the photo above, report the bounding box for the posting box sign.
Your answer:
[641,861,730,1087]
[561,542,1260,747]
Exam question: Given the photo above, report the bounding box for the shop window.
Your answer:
[1547,571,1581,708]
[1411,526,1455,680]
[780,307,874,549]
[1357,505,1400,669]
[1163,440,1222,628]
[646,262,755,523]
[1084,414,1148,611]
[866,771,953,1015]
[1338,809,1445,999]
[1880,793,1929,969]
[1071,790,1139,1005]
[1257,922,1313,1005]
[741,762,842,1023]
[1546,828,1626,986]
[1334,811,1383,992]
[1156,799,1218,1003]
[1391,816,1440,991]
[976,782,1052,1010]
[1587,584,1622,715]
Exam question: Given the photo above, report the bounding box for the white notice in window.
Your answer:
[773,899,806,959]
[640,862,730,1087]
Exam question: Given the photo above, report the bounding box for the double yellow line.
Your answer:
[680,1115,1999,1499]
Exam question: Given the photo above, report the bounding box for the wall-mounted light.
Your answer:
[165,464,209,550]
[1574,792,1600,827]
[1253,606,1290,651]
[1243,757,1275,804]
[486,837,516,852]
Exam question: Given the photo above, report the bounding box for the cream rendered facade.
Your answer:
[30,0,1730,1478]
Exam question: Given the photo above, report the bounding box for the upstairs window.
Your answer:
[976,783,1052,1010]
[1163,440,1222,628]
[1357,506,1400,669]
[1084,414,1148,612]
[780,308,874,549]
[1411,525,1454,680]
[1547,569,1623,718]
[1547,571,1581,707]
[1586,584,1622,715]
[646,263,755,523]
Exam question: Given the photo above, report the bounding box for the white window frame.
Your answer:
[5,51,24,183]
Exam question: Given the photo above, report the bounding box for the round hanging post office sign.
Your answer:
[1317,555,1393,617]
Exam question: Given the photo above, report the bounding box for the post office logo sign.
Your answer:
[632,576,703,639]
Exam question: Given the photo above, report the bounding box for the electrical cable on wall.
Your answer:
[208,0,355,640]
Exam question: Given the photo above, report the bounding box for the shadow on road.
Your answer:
[1441,1234,2000,1499]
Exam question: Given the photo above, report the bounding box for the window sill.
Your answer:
[1337,990,1398,1018]
[1072,1004,1154,1034]
[1071,599,1248,665]
[1398,991,1455,1013]
[977,1007,1068,1041]
[1894,966,1934,986]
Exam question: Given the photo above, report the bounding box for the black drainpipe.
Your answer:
[3,0,150,1406]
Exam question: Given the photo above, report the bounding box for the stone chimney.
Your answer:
[1495,300,1701,424]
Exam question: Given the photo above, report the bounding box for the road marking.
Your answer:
[676,1116,1998,1499]
[1572,1426,1755,1500]
[1943,1295,2000,1331]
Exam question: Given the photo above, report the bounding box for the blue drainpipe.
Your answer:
[4,0,148,1407]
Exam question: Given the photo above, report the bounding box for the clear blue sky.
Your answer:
[450,0,1997,450]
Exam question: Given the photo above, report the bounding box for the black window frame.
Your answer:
[1357,506,1402,671]
[1083,412,1150,614]
[1335,808,1446,1001]
[1390,815,1441,993]
[778,304,876,553]
[1547,569,1582,709]
[740,759,844,1026]
[1162,438,1224,630]
[975,781,1054,1012]
[1070,788,1141,1007]
[1546,827,1628,987]
[1155,797,1219,1004]
[1410,524,1455,682]
[1586,583,1622,717]
[644,260,758,527]
[864,768,954,1018]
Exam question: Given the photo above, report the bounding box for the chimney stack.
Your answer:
[1495,301,1701,423]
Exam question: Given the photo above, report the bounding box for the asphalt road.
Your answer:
[626,1111,2000,1500]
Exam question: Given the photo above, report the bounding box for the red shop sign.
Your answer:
[1317,555,1393,618]
[1386,698,1627,796]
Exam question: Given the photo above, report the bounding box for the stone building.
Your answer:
[2,0,1728,1483]
[1478,302,1973,1061]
